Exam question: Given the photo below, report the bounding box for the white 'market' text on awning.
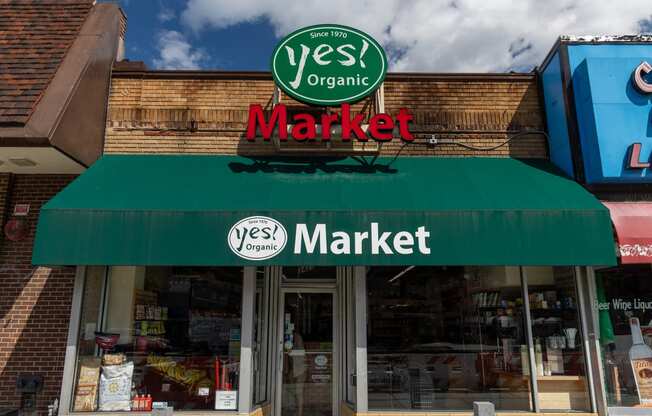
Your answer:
[293,223,431,255]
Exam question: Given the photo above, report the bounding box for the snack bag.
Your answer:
[98,361,134,411]
[73,358,101,411]
[102,353,125,366]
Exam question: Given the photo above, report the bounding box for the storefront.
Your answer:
[32,152,617,415]
[27,27,635,416]
[540,36,652,415]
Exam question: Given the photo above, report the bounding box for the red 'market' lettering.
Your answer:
[291,113,316,141]
[341,104,367,141]
[396,108,414,141]
[368,113,394,141]
[246,103,414,142]
[320,113,339,141]
[246,104,287,141]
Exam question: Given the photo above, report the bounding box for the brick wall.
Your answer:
[0,173,12,227]
[105,73,547,158]
[0,174,77,414]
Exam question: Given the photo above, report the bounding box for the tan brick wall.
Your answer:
[106,74,547,158]
[0,174,77,414]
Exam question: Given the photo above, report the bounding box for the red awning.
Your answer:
[603,202,652,264]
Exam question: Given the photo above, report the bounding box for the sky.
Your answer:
[110,0,652,73]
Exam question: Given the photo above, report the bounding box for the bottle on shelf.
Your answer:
[145,394,152,411]
[535,340,544,376]
[520,345,529,376]
[629,317,652,405]
[132,394,141,411]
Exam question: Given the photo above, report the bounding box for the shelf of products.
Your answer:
[527,287,581,379]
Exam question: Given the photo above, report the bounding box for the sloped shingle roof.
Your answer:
[0,0,93,125]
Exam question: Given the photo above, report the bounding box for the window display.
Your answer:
[597,265,652,409]
[524,266,589,411]
[72,266,243,412]
[366,266,531,411]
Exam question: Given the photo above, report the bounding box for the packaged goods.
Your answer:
[98,361,134,411]
[147,355,211,393]
[73,358,101,412]
[102,353,126,366]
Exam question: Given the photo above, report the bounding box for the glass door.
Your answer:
[277,290,336,416]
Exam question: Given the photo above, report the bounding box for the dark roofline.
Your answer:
[0,3,123,167]
[111,67,537,82]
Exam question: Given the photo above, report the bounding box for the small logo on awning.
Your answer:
[228,216,287,260]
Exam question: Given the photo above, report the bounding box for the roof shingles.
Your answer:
[0,0,93,125]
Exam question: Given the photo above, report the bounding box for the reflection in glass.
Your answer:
[367,266,531,411]
[281,292,333,416]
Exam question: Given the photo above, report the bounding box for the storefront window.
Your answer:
[72,266,107,412]
[367,266,532,411]
[597,265,652,408]
[525,266,590,411]
[71,266,243,412]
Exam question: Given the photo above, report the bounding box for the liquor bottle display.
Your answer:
[629,317,652,405]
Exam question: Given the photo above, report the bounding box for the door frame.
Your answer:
[274,285,339,416]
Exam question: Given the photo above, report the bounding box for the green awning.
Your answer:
[33,155,616,266]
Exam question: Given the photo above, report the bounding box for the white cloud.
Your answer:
[180,0,651,72]
[153,30,206,69]
[157,6,175,23]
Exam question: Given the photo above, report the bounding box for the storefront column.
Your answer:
[353,266,368,412]
[575,266,600,413]
[585,266,609,416]
[520,267,540,412]
[268,266,281,415]
[58,266,88,415]
[238,266,256,414]
[343,267,356,406]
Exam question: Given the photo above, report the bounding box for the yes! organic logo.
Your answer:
[228,216,287,260]
[271,24,387,106]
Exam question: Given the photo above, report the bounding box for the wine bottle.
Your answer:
[629,317,652,405]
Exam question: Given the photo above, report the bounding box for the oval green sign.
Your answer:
[271,24,388,106]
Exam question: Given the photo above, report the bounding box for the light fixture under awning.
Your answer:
[602,202,652,264]
[32,155,617,267]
